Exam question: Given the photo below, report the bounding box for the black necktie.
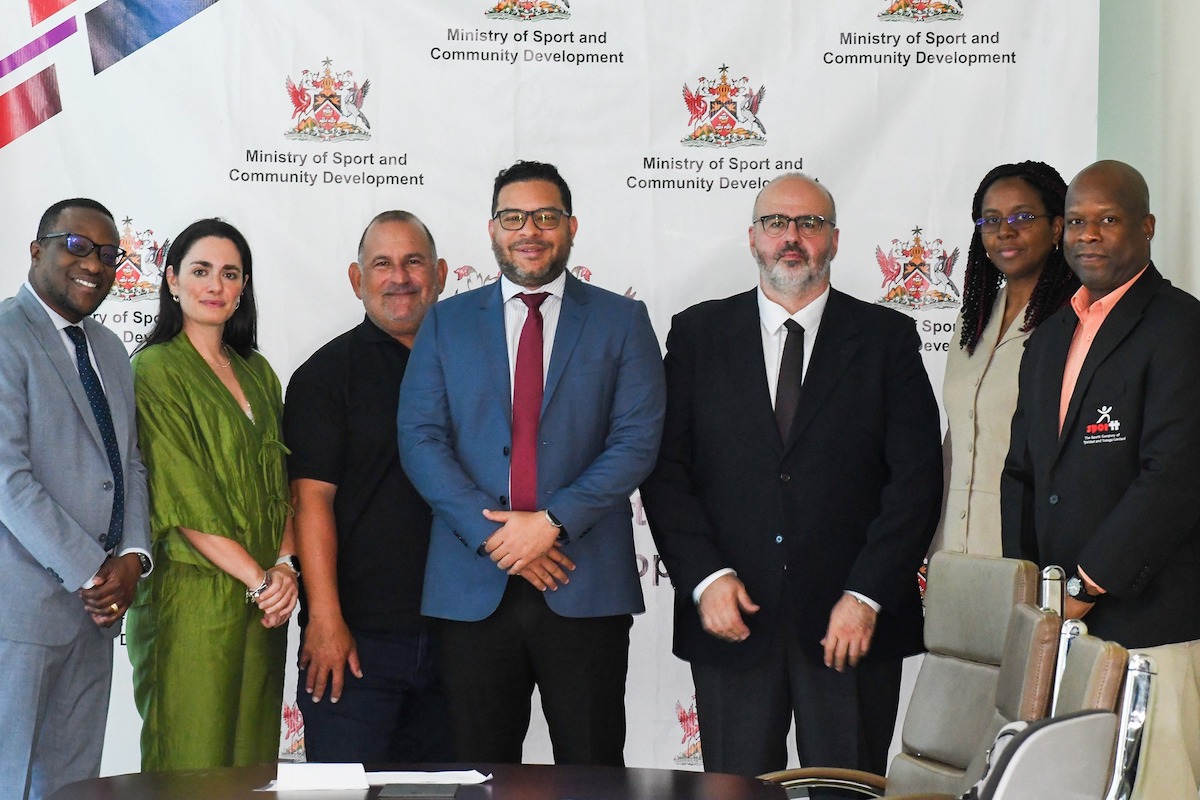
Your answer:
[64,325,124,551]
[775,319,805,442]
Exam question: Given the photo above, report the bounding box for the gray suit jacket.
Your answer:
[0,285,150,645]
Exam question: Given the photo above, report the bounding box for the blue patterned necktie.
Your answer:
[63,325,124,551]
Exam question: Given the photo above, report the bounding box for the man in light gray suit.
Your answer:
[0,199,151,800]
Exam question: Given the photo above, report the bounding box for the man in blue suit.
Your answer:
[398,161,666,765]
[0,199,151,800]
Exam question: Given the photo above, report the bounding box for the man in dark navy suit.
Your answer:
[642,173,941,781]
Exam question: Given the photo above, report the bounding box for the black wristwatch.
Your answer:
[136,552,152,577]
[1066,575,1101,604]
[544,509,568,542]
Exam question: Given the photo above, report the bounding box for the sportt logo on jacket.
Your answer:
[1083,405,1126,445]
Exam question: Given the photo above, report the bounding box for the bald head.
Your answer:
[753,173,836,222]
[1064,160,1155,300]
[1068,160,1150,216]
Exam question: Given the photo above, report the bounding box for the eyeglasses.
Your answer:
[40,232,127,268]
[756,214,835,238]
[974,212,1052,234]
[493,208,570,231]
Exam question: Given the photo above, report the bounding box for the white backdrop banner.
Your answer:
[0,0,1098,775]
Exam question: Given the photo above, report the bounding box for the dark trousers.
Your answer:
[437,578,632,766]
[298,628,453,764]
[691,619,902,798]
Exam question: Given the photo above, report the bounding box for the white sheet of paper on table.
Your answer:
[367,770,491,785]
[256,764,492,791]
[259,762,371,791]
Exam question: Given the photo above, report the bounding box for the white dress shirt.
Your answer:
[500,270,566,395]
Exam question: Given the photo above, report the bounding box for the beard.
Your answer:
[755,242,831,296]
[492,238,571,288]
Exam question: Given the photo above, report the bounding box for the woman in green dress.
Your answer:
[127,218,298,770]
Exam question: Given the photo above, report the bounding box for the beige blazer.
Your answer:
[933,287,1030,555]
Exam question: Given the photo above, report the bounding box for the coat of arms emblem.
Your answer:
[879,0,964,23]
[877,227,960,309]
[681,64,766,149]
[486,0,570,21]
[108,217,168,301]
[285,58,371,142]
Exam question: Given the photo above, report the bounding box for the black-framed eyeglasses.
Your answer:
[40,232,127,268]
[974,212,1052,234]
[493,207,570,231]
[756,214,835,238]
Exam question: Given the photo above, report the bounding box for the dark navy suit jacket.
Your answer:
[642,288,942,667]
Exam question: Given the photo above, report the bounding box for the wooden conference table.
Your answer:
[48,762,787,800]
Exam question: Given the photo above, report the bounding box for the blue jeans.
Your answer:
[297,628,452,763]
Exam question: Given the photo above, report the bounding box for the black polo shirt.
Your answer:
[284,316,430,633]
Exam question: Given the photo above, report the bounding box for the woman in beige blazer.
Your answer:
[933,162,1078,555]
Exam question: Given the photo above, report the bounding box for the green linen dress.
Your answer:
[126,334,290,771]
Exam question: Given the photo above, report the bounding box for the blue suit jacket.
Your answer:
[398,274,666,621]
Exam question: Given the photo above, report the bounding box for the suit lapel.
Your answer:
[477,282,513,421]
[1056,266,1160,457]
[787,289,861,451]
[83,316,133,454]
[723,291,780,452]
[1037,310,1075,458]
[994,286,1030,349]
[16,287,107,453]
[543,273,586,415]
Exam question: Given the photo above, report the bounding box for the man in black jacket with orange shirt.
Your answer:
[1002,160,1200,798]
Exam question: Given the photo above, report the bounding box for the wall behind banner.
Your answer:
[0,0,1103,775]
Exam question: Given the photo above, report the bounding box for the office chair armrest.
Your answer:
[757,767,888,797]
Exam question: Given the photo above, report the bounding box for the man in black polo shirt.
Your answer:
[284,210,450,762]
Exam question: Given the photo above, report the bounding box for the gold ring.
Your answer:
[109,603,120,614]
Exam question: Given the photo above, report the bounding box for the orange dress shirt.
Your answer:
[1059,265,1149,433]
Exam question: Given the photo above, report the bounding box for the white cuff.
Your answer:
[693,568,736,605]
[846,590,881,613]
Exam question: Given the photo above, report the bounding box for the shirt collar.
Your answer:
[24,281,78,332]
[757,284,830,335]
[358,314,410,348]
[1069,264,1149,318]
[500,269,567,303]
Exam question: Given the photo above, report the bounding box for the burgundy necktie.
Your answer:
[511,292,549,511]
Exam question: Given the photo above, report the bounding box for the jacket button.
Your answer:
[780,473,791,482]
[775,535,783,544]
[499,495,508,506]
[503,446,510,457]
[102,480,113,490]
[1049,494,1060,505]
